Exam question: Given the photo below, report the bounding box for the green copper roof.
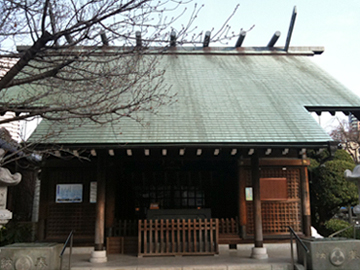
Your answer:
[30,50,360,146]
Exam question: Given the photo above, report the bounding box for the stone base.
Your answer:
[251,247,268,259]
[90,250,107,263]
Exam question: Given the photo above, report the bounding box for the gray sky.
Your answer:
[186,1,360,98]
[181,1,360,130]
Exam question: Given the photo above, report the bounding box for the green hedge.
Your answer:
[324,219,359,239]
[0,221,33,247]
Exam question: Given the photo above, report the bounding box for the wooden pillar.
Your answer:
[238,160,247,239]
[251,151,263,248]
[37,169,49,241]
[301,163,311,237]
[94,154,106,251]
[105,173,116,235]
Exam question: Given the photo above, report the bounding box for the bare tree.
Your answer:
[0,0,243,165]
[329,118,360,163]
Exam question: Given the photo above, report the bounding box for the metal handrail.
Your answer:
[60,230,74,270]
[288,226,309,270]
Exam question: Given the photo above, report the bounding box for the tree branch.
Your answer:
[6,59,76,87]
[0,31,53,90]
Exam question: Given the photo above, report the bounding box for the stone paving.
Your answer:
[61,243,302,270]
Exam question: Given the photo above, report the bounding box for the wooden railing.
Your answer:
[219,218,238,234]
[218,218,241,245]
[108,219,138,237]
[107,220,138,254]
[138,219,219,257]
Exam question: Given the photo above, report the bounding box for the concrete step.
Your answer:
[61,243,302,270]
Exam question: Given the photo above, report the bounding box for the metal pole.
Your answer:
[69,233,73,270]
[290,233,294,270]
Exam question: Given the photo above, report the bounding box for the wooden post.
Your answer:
[238,159,247,238]
[105,168,116,234]
[37,169,49,241]
[251,151,263,248]
[301,164,311,237]
[250,151,268,259]
[94,153,106,251]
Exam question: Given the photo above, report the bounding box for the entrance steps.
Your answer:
[62,244,303,270]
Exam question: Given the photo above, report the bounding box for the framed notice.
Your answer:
[90,182,97,203]
[56,184,83,203]
[245,187,253,201]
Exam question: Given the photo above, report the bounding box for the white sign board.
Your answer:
[56,184,83,203]
[90,182,97,203]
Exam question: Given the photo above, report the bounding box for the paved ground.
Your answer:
[61,243,302,270]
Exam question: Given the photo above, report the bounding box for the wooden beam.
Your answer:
[299,148,306,155]
[242,158,310,167]
[231,149,237,156]
[73,150,79,157]
[179,149,185,156]
[284,6,297,51]
[267,31,281,47]
[282,148,289,155]
[91,149,97,156]
[136,31,142,47]
[100,31,109,46]
[214,149,220,156]
[54,150,61,157]
[65,33,73,44]
[170,31,176,47]
[162,149,167,156]
[248,149,254,156]
[203,31,211,47]
[196,149,202,156]
[126,149,132,156]
[144,149,150,156]
[108,149,114,156]
[265,148,272,155]
[235,31,246,47]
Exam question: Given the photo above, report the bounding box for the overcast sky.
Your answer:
[187,1,360,97]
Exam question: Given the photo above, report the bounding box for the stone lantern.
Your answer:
[0,149,22,228]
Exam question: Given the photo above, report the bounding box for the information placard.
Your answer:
[56,184,83,203]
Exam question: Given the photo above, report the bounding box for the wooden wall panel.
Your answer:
[245,167,302,235]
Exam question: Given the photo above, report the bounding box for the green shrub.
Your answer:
[333,149,354,163]
[324,219,359,238]
[0,221,33,247]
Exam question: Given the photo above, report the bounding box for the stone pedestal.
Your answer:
[298,238,360,270]
[0,243,62,270]
[251,247,268,259]
[90,250,107,263]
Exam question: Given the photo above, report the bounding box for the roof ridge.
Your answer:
[15,46,324,56]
